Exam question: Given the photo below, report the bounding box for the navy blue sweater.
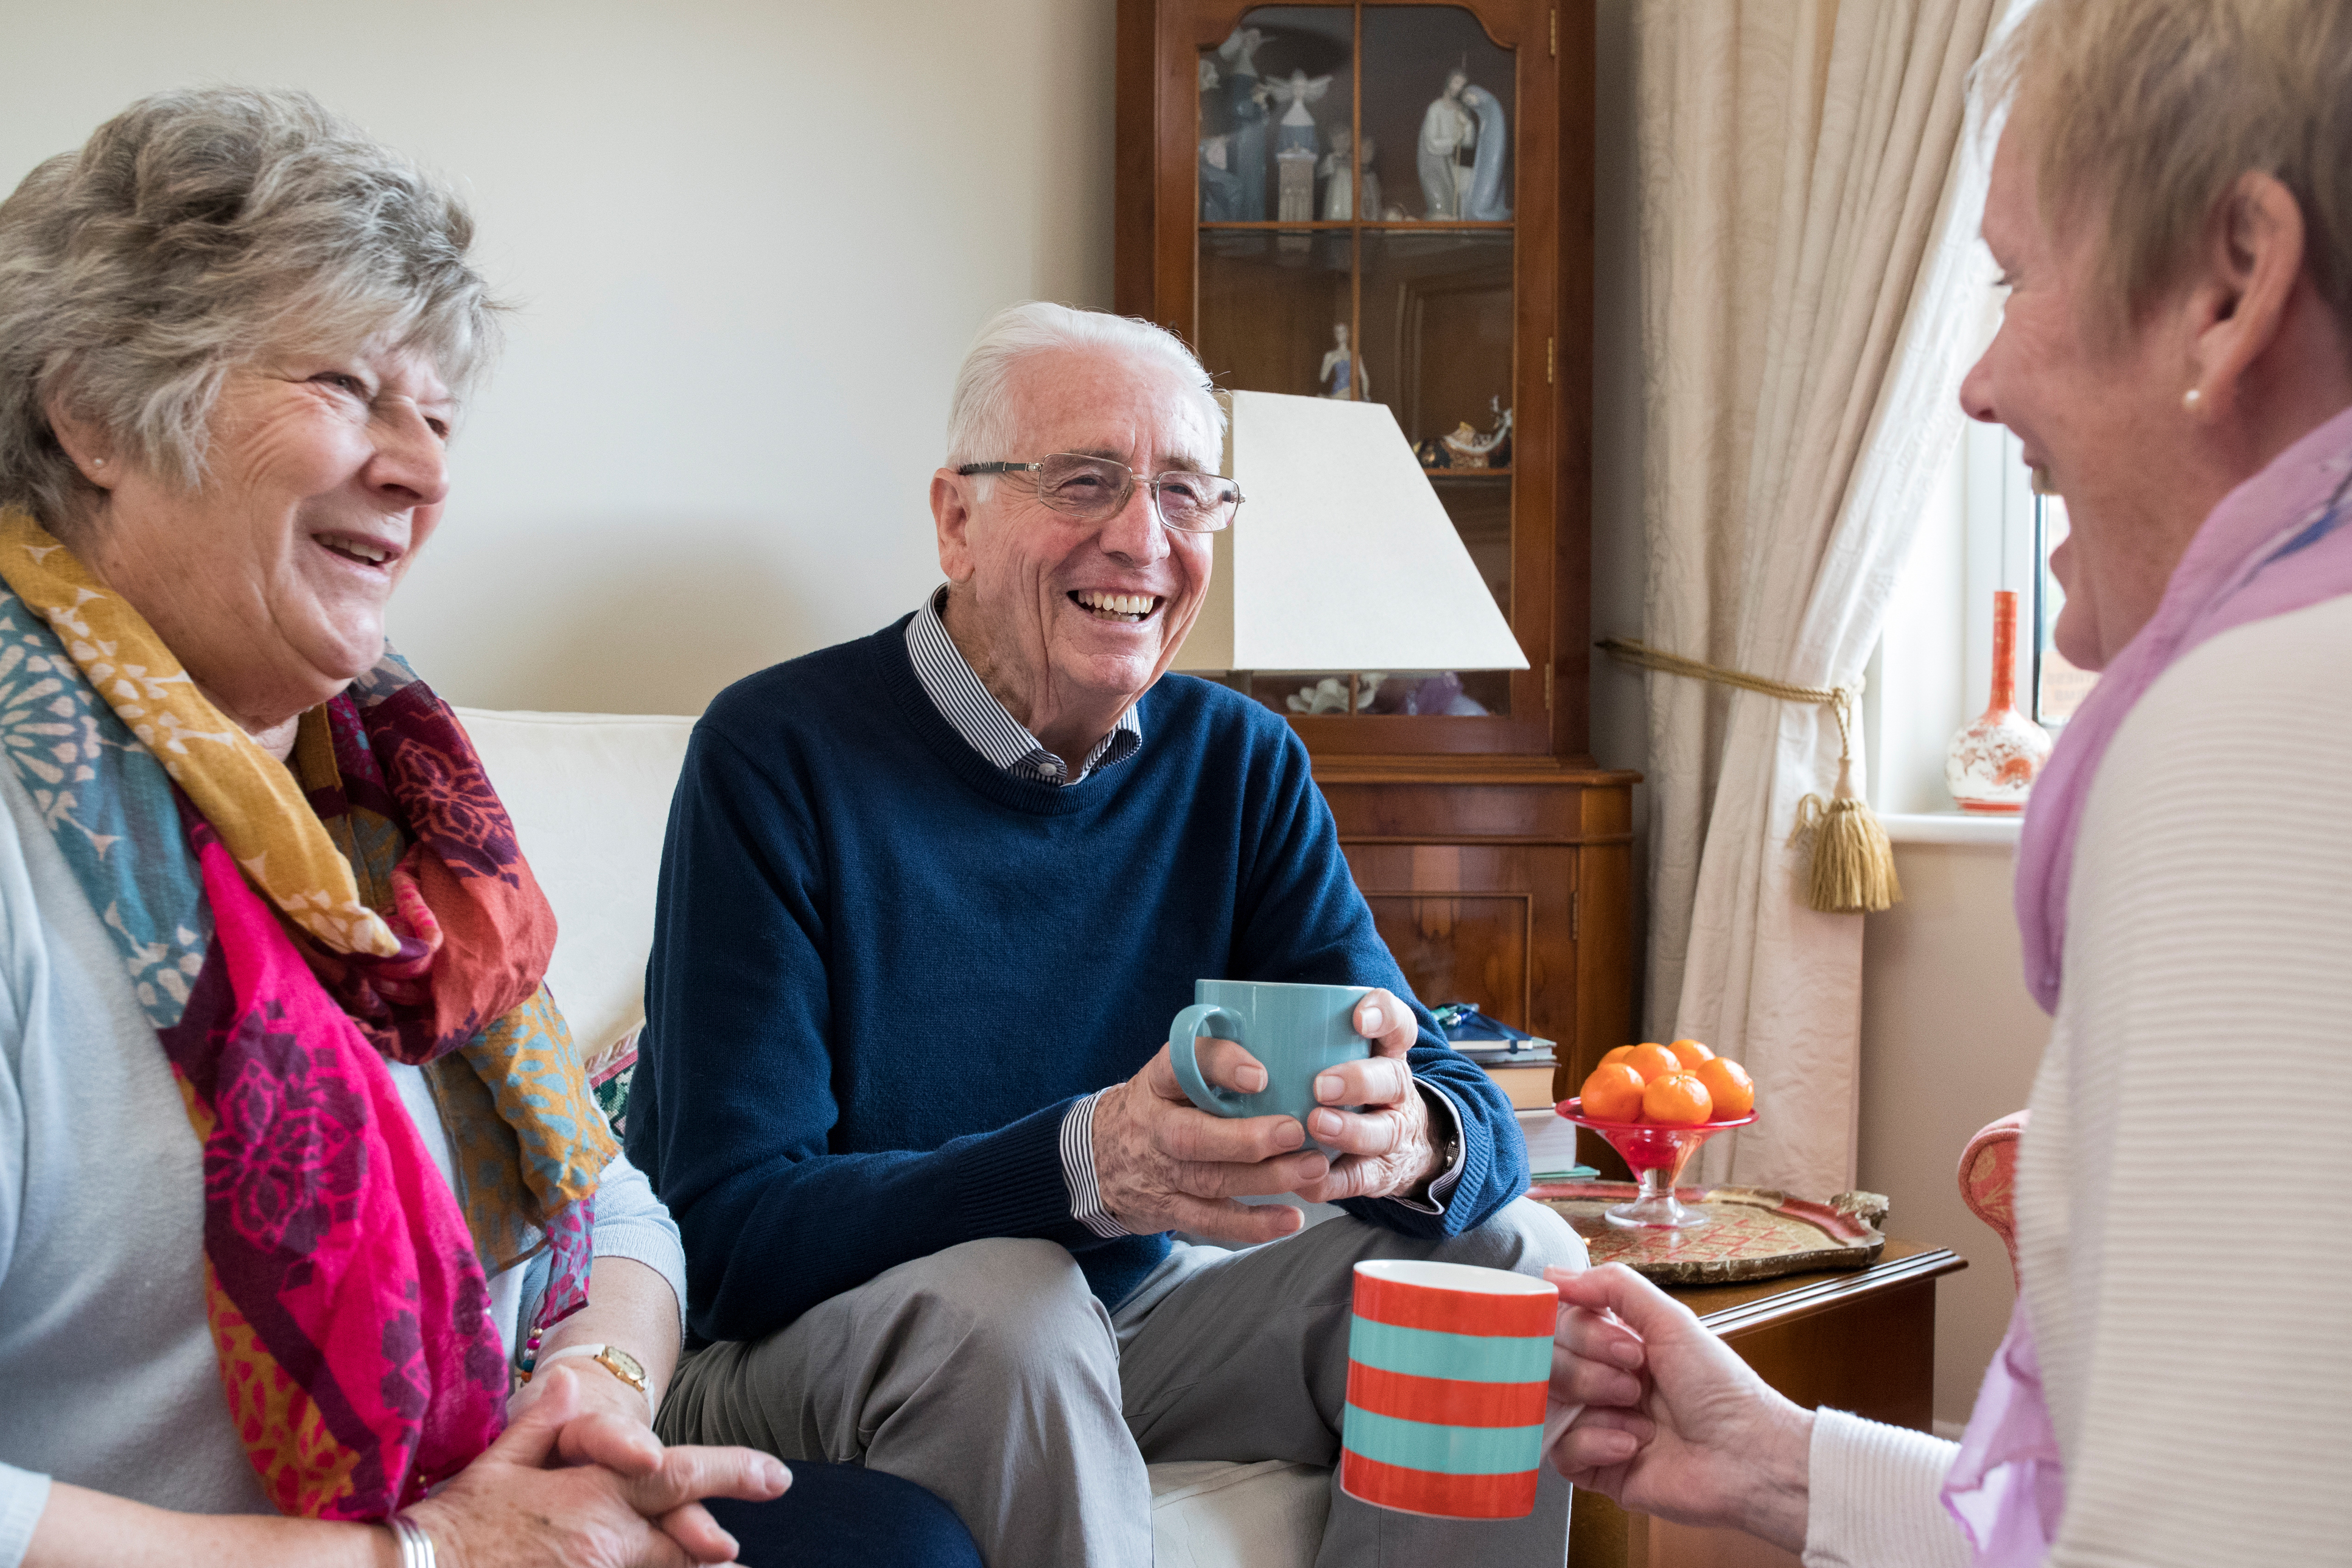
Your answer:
[628,620,1528,1344]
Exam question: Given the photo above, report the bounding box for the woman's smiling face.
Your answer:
[1959,125,2202,670]
[60,341,453,730]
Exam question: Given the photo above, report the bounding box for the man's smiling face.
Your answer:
[932,345,1220,747]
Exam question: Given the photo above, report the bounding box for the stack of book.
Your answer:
[1435,1006,1596,1185]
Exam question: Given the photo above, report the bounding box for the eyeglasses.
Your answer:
[956,452,1244,533]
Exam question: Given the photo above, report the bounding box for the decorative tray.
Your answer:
[1527,1184,1889,1285]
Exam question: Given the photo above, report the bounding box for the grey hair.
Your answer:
[943,301,1224,492]
[0,86,503,526]
[1980,0,2352,347]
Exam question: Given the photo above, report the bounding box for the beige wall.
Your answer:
[0,0,1117,715]
[1860,839,2049,1430]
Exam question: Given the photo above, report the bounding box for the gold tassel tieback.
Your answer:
[1599,637,1902,914]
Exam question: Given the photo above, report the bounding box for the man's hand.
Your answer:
[1292,989,1443,1205]
[1092,1038,1334,1245]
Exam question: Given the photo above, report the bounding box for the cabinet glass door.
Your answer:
[1193,2,1524,725]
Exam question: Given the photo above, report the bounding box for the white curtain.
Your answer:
[1633,0,2004,1195]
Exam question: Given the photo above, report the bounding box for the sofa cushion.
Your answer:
[453,707,695,1063]
[1148,1460,1329,1568]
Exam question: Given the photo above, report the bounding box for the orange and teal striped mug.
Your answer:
[1339,1259,1559,1519]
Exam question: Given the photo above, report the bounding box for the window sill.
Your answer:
[1877,811,2022,847]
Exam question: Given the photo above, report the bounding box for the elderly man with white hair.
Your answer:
[629,301,1587,1565]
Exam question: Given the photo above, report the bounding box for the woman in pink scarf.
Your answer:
[1541,2,2352,1564]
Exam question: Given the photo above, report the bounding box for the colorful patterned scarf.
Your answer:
[1942,402,2352,1562]
[0,509,618,1516]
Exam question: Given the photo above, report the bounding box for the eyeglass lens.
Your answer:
[1032,453,1240,531]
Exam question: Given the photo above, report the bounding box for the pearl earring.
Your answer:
[91,457,104,466]
[2183,387,2203,413]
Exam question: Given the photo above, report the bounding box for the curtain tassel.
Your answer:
[1793,755,1901,914]
[1790,691,1900,914]
[1598,639,1903,915]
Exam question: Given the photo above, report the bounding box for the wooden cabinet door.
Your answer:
[1324,769,1633,1087]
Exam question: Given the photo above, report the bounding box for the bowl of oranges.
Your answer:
[1556,1039,1756,1230]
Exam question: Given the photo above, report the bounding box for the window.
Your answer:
[1867,229,2103,817]
[1865,415,2099,816]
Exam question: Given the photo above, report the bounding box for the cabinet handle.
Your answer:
[1552,8,1558,60]
[1547,337,1555,385]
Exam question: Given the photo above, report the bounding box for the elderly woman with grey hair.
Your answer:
[1544,2,2352,1565]
[0,89,975,1568]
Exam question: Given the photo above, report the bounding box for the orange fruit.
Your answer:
[1577,1063,1647,1122]
[1599,1045,1636,1068]
[1643,1071,1715,1126]
[1667,1038,1715,1069]
[1695,1057,1754,1119]
[1622,1043,1684,1085]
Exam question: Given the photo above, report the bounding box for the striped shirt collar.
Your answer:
[905,587,1142,786]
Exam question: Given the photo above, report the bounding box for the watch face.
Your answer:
[597,1346,649,1388]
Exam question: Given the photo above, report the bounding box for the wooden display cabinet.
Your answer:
[1115,0,1636,1103]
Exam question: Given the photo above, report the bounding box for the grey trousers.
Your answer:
[657,1198,1586,1567]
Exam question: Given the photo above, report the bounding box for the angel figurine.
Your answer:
[1268,68,1329,222]
[1267,68,1331,157]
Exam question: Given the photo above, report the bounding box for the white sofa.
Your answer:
[457,707,1331,1567]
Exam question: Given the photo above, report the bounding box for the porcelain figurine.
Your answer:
[1318,128,1353,220]
[1417,68,1475,219]
[1459,83,1511,219]
[1318,128,1377,220]
[1439,399,1512,467]
[1267,69,1330,157]
[1318,323,1366,399]
[1199,135,1244,222]
[1217,28,1270,221]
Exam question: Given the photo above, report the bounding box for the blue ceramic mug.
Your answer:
[1168,979,1373,1152]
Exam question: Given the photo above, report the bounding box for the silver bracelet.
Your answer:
[388,1512,438,1568]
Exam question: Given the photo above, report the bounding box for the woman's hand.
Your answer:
[1543,1264,1815,1555]
[508,1351,654,1430]
[410,1367,789,1568]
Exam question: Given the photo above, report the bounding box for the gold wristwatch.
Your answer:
[587,1344,650,1396]
[531,1342,649,1397]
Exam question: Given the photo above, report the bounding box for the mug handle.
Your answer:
[1169,1003,1249,1114]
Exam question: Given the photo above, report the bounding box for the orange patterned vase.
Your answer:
[1945,590,2053,813]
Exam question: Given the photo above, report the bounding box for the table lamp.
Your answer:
[1176,390,1527,707]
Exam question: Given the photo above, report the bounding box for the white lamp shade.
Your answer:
[1176,391,1528,673]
